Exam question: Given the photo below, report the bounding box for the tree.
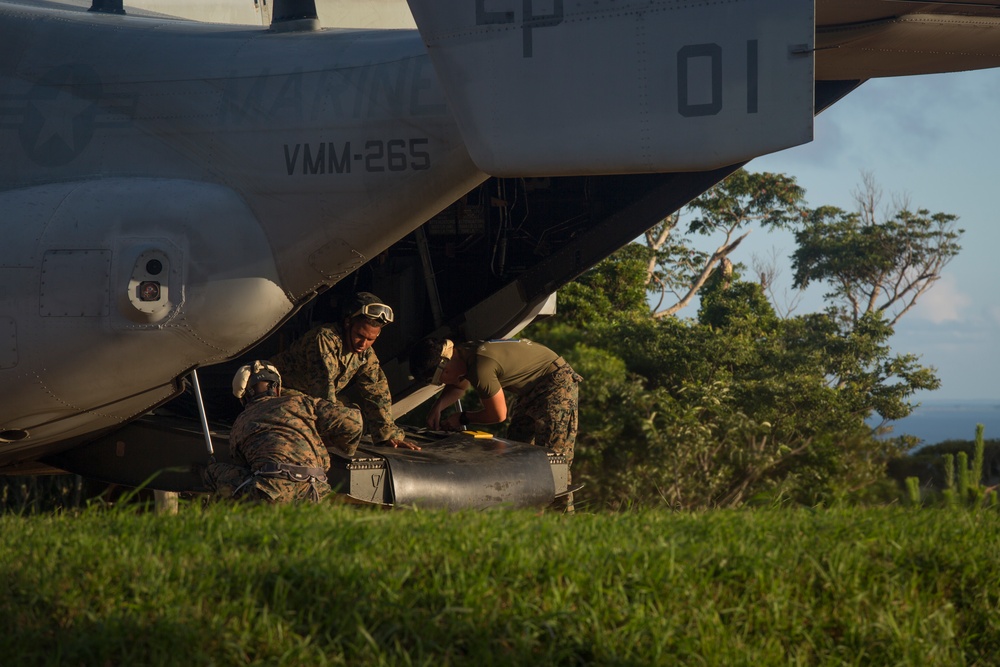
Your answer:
[791,172,964,328]
[530,172,961,508]
[642,169,805,317]
[528,250,932,509]
[554,243,650,328]
[524,169,958,510]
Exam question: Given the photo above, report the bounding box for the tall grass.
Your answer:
[2,503,999,665]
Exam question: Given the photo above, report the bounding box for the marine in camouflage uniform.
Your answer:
[269,293,417,450]
[270,321,403,444]
[206,362,363,503]
[412,338,582,509]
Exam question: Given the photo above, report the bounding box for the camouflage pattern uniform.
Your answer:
[514,359,582,512]
[270,323,403,443]
[207,393,363,503]
[506,358,582,465]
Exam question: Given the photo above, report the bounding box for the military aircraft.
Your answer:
[2,0,999,507]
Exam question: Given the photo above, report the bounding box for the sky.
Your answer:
[728,68,1000,402]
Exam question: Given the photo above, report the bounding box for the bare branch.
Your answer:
[653,231,752,318]
[751,248,805,318]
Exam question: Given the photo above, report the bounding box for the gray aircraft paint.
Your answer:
[410,0,814,176]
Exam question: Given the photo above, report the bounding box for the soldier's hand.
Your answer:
[440,413,463,431]
[383,438,421,450]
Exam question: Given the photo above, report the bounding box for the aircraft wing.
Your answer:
[817,0,1000,79]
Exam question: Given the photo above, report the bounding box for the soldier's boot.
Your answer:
[562,490,575,514]
[549,490,575,513]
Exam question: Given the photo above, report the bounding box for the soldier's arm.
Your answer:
[439,386,506,430]
[427,380,471,430]
[354,355,405,442]
[313,328,350,403]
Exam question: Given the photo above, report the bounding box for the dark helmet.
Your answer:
[409,338,454,385]
[344,292,394,325]
[232,360,281,400]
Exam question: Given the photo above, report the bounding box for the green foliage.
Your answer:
[642,219,712,298]
[900,427,996,508]
[697,269,778,330]
[531,272,919,509]
[687,169,805,234]
[791,204,963,327]
[958,451,970,500]
[525,168,959,510]
[973,423,986,487]
[551,245,649,327]
[813,311,940,420]
[888,436,1000,509]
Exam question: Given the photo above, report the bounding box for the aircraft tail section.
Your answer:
[405,0,814,176]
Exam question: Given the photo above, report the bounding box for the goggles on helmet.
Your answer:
[352,302,394,324]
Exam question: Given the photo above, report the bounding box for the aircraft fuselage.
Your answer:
[0,6,483,457]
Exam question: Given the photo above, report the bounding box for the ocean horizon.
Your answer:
[870,399,1000,446]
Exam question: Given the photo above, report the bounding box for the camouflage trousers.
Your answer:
[507,358,582,466]
[207,461,331,504]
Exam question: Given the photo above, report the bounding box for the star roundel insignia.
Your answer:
[20,64,102,167]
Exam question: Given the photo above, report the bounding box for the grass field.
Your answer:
[2,503,999,666]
